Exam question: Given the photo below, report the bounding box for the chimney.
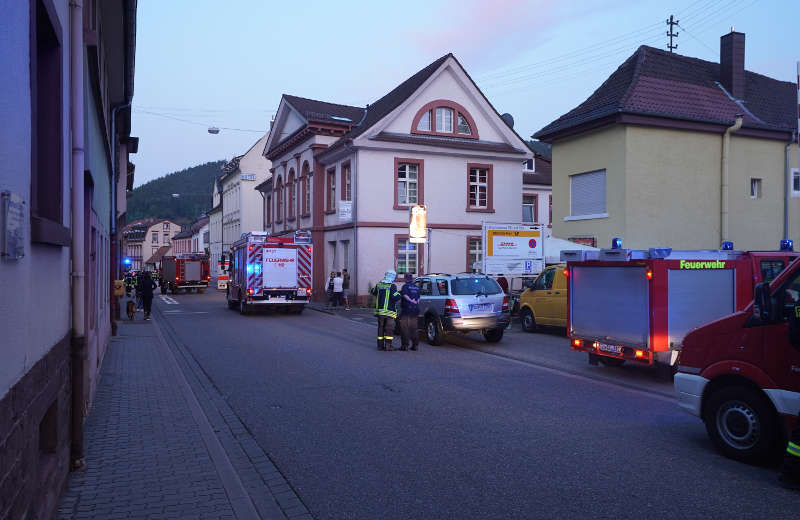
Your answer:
[720,31,745,99]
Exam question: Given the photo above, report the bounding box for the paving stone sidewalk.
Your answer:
[57,308,312,520]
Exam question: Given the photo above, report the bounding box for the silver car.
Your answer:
[413,274,510,345]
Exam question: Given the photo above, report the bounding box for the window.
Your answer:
[301,161,311,215]
[151,232,158,243]
[163,222,169,230]
[416,111,431,131]
[569,170,606,219]
[467,236,482,272]
[328,241,337,269]
[163,234,169,244]
[152,247,158,255]
[468,167,489,209]
[523,159,534,171]
[750,178,762,199]
[396,237,419,275]
[30,0,66,245]
[342,163,352,201]
[533,268,555,290]
[342,240,349,269]
[435,107,453,133]
[436,279,449,295]
[760,260,785,283]
[265,195,271,226]
[451,277,502,295]
[276,178,283,222]
[522,195,538,222]
[793,169,800,197]
[548,195,552,226]
[326,168,336,212]
[288,169,296,219]
[411,100,479,139]
[418,278,432,296]
[396,162,419,206]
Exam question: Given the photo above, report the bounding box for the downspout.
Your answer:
[785,131,796,240]
[69,0,87,471]
[720,115,743,244]
[352,144,358,305]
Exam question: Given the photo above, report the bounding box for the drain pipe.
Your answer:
[69,0,87,471]
[721,115,743,244]
[785,132,796,240]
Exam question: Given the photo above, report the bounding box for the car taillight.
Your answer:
[248,288,254,295]
[646,269,653,280]
[563,268,569,278]
[635,349,645,359]
[306,288,312,295]
[175,276,179,281]
[502,296,509,312]
[572,338,583,347]
[444,299,460,315]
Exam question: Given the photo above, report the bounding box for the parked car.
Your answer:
[414,274,510,345]
[518,263,567,332]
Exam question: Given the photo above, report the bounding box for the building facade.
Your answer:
[122,218,181,270]
[257,54,532,303]
[208,179,223,279]
[0,1,137,518]
[221,133,271,250]
[535,32,799,251]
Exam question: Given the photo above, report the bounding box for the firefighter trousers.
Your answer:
[781,412,800,486]
[376,316,396,350]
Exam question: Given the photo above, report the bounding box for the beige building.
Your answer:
[535,32,799,251]
[122,218,181,270]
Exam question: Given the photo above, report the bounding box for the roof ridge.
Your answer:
[283,93,362,111]
[618,46,648,109]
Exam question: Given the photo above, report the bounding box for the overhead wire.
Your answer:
[134,108,266,133]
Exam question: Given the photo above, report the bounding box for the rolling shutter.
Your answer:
[570,170,606,216]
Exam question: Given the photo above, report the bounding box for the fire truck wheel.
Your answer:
[226,290,235,309]
[425,317,445,346]
[703,386,780,465]
[239,297,248,315]
[482,327,504,343]
[599,357,625,367]
[520,308,537,333]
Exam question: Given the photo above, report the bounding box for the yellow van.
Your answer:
[519,264,567,331]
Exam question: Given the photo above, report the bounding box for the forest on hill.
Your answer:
[126,160,224,226]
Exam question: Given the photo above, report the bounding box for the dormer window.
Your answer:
[411,100,479,139]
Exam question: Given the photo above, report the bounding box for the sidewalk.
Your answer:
[57,303,312,520]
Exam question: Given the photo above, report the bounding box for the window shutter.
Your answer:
[570,170,606,216]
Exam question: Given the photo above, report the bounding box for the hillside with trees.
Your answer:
[126,160,224,226]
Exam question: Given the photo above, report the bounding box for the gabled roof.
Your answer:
[534,45,796,141]
[283,95,365,124]
[172,229,192,240]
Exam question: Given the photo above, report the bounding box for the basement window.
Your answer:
[750,178,762,199]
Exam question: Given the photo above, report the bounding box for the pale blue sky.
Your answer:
[131,0,797,187]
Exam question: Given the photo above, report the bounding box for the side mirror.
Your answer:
[753,282,771,322]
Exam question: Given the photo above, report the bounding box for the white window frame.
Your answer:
[397,163,419,206]
[468,167,488,209]
[396,238,418,275]
[457,113,471,135]
[468,237,482,272]
[417,110,431,131]
[435,107,453,133]
[522,195,537,223]
[566,169,608,221]
[750,177,762,199]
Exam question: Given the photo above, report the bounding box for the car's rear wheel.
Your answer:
[703,385,780,464]
[520,308,537,333]
[482,327,504,343]
[425,316,445,346]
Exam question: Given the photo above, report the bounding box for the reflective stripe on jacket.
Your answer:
[372,282,401,318]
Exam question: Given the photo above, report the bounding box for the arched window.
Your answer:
[301,161,311,216]
[411,99,479,139]
[288,169,296,219]
[275,177,283,223]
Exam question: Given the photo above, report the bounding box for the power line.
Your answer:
[134,109,266,133]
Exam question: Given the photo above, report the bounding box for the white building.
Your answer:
[257,54,532,303]
[208,179,223,279]
[221,133,271,249]
[192,216,209,254]
[521,148,553,227]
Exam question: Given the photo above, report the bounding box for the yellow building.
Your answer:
[535,32,799,251]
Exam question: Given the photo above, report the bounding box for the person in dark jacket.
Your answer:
[137,271,158,320]
[399,273,420,351]
[370,269,402,351]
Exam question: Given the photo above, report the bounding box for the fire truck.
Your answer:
[160,254,211,294]
[675,247,800,464]
[226,230,313,315]
[216,256,230,290]
[562,239,798,378]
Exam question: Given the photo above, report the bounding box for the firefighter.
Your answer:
[780,302,800,490]
[371,269,401,351]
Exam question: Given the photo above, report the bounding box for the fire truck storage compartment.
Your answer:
[570,266,649,346]
[667,268,735,348]
[184,260,201,281]
[162,260,175,281]
[263,248,298,288]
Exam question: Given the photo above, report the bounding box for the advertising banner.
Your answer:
[482,222,544,275]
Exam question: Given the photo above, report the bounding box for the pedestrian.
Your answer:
[326,272,335,309]
[399,273,420,351]
[342,268,351,310]
[370,269,401,351]
[333,271,344,309]
[137,271,158,320]
[135,272,144,311]
[780,411,800,490]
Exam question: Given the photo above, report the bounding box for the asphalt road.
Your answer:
[153,290,797,520]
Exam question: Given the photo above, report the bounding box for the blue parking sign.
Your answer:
[524,260,533,272]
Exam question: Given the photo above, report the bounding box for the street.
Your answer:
[149,290,797,519]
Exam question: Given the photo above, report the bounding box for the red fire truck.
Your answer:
[160,254,211,294]
[226,230,313,314]
[563,240,798,378]
[675,250,800,464]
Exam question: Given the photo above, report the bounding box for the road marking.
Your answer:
[159,295,179,305]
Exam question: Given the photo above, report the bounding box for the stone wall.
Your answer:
[0,333,72,520]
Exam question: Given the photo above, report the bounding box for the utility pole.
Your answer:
[666,15,679,53]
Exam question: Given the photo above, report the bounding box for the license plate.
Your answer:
[296,288,306,297]
[470,303,492,312]
[597,343,622,354]
[271,296,286,302]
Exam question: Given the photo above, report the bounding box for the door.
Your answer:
[532,267,556,324]
[762,268,800,398]
[552,267,567,327]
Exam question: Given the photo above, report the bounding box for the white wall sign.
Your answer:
[241,173,256,181]
[1,191,25,260]
[338,200,353,222]
[482,222,544,275]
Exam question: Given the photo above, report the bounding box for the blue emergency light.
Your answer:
[780,239,794,252]
[720,241,734,251]
[611,237,623,249]
[123,257,132,265]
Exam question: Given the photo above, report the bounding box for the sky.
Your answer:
[131,0,797,187]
